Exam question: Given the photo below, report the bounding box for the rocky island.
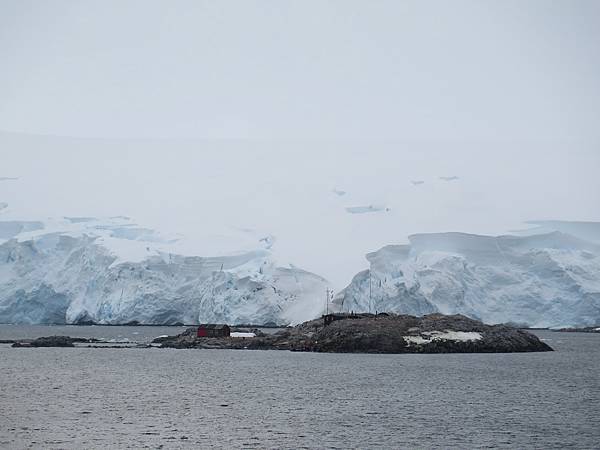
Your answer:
[6,313,552,353]
[553,326,600,333]
[155,313,553,353]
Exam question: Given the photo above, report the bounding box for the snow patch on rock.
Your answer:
[231,332,256,338]
[404,330,482,345]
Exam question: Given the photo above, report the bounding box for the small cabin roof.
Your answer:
[198,323,229,329]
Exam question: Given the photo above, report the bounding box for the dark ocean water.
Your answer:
[0,327,598,449]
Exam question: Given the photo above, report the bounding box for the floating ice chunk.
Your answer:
[439,176,459,181]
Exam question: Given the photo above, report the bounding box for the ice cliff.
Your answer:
[2,213,599,328]
[0,217,327,325]
[334,224,600,328]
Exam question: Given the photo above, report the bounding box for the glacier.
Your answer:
[333,226,600,328]
[2,213,600,328]
[0,217,328,325]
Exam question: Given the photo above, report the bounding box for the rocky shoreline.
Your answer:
[156,313,553,353]
[553,326,600,333]
[6,313,553,353]
[9,336,132,348]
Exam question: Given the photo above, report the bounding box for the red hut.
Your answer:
[197,324,230,338]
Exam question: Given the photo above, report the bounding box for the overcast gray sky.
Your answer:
[1,1,599,287]
[1,0,599,140]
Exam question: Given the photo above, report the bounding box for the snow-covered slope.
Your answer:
[334,229,600,328]
[516,220,600,244]
[0,217,327,325]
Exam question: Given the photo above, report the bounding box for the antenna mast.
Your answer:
[369,271,372,314]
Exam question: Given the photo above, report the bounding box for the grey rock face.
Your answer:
[12,335,74,347]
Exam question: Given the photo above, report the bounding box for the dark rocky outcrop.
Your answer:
[8,314,552,353]
[12,335,74,347]
[11,335,103,347]
[554,326,600,333]
[156,313,553,353]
